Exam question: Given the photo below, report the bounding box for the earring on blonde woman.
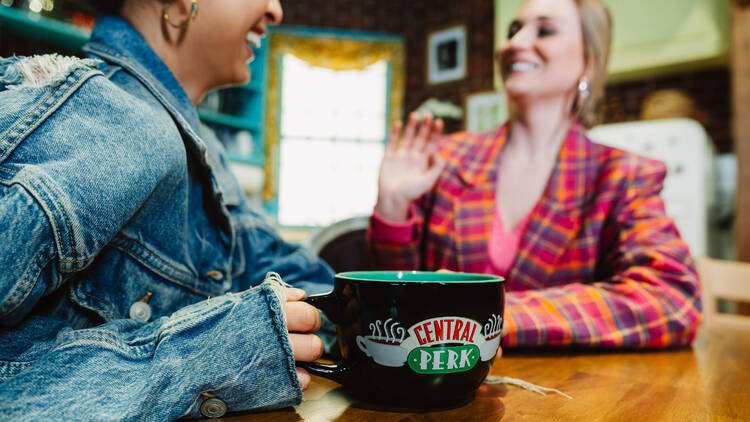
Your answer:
[163,0,199,29]
[577,79,590,100]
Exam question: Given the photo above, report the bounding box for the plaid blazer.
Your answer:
[370,122,702,348]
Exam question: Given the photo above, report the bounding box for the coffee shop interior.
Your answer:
[3,0,750,420]
[1,1,749,316]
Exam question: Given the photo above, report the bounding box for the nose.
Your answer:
[496,35,520,67]
[507,25,534,50]
[267,0,283,25]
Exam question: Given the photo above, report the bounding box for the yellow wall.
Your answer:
[494,0,729,85]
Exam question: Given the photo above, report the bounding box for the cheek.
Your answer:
[541,43,584,83]
[204,28,244,65]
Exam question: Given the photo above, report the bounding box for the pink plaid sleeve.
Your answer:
[370,206,419,243]
[367,204,424,270]
[502,163,702,348]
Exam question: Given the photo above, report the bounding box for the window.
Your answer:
[276,54,389,227]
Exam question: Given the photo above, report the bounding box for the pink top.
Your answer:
[485,208,532,278]
[370,205,532,278]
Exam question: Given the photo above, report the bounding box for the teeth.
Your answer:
[510,62,537,72]
[246,32,262,49]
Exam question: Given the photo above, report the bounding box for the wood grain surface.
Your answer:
[218,321,750,421]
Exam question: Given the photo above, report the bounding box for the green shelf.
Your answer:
[227,152,264,166]
[198,109,260,132]
[0,6,90,50]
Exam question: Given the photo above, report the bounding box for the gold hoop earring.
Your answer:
[163,0,198,29]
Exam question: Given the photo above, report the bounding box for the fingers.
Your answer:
[496,346,503,359]
[296,367,312,390]
[400,112,419,151]
[424,139,447,174]
[286,287,306,302]
[386,120,403,154]
[429,118,445,146]
[407,142,445,195]
[413,113,434,153]
[289,333,323,362]
[390,113,443,155]
[285,301,321,332]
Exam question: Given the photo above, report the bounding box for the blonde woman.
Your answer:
[371,0,701,348]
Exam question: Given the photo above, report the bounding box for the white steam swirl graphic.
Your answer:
[368,318,406,343]
[484,314,503,338]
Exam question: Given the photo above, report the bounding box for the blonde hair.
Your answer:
[574,0,612,128]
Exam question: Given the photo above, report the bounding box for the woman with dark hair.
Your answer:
[370,0,701,348]
[0,1,332,420]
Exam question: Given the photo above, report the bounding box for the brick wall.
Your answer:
[2,2,731,151]
[602,68,732,153]
[283,1,732,149]
[281,0,496,133]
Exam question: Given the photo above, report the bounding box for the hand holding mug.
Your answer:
[375,112,446,222]
[285,287,323,390]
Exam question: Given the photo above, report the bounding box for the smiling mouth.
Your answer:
[506,62,539,73]
[246,32,262,49]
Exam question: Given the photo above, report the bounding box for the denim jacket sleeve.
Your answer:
[0,280,304,420]
[0,56,310,419]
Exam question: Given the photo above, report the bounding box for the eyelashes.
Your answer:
[538,27,557,37]
[507,23,557,40]
[507,23,521,39]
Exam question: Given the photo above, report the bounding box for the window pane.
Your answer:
[278,54,389,227]
[280,54,387,141]
[278,138,384,227]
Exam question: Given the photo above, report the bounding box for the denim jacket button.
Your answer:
[200,397,227,418]
[205,270,224,281]
[128,301,152,322]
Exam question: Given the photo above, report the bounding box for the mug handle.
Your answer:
[305,290,341,322]
[298,360,353,385]
[300,291,353,385]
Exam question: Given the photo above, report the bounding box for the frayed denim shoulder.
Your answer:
[0,54,101,90]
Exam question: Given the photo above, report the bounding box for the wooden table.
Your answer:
[220,321,750,421]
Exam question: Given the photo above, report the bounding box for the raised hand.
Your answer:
[375,112,446,222]
[285,287,322,390]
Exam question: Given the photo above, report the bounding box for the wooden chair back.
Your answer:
[695,257,750,326]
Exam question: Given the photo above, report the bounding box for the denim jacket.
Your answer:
[0,16,333,420]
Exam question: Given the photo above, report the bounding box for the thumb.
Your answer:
[412,157,445,195]
[425,154,446,182]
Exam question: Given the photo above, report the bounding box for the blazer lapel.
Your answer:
[453,126,507,272]
[509,122,595,290]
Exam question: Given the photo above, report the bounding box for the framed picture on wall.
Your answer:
[464,90,508,132]
[426,24,467,85]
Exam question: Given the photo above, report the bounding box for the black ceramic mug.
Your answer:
[303,271,504,409]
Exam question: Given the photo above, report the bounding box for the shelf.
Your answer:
[197,109,260,132]
[227,152,264,167]
[0,6,90,50]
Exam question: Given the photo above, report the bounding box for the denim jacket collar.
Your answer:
[82,15,201,134]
